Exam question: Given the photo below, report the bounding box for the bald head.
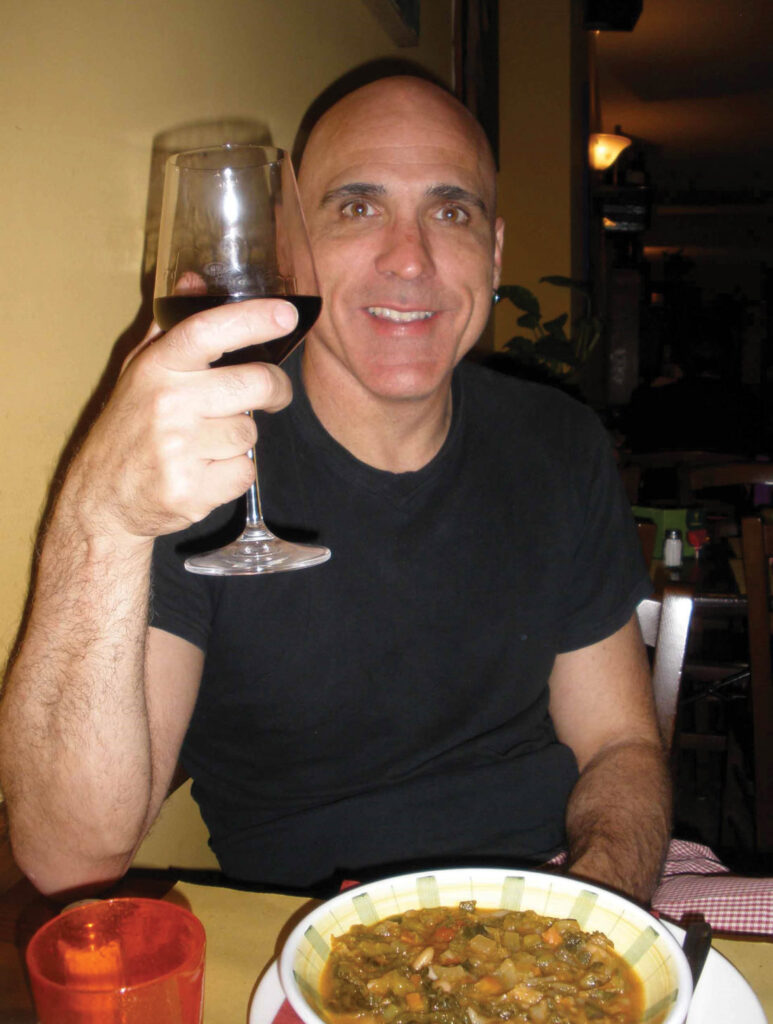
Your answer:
[298,76,498,220]
[293,73,505,414]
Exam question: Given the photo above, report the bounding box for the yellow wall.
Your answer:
[1,1,581,871]
[494,0,587,349]
[0,0,453,663]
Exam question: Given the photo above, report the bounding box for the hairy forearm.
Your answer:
[564,739,672,904]
[0,484,157,894]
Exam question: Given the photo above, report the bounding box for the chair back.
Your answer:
[636,520,657,569]
[619,463,641,505]
[631,452,746,504]
[689,462,773,493]
[0,801,23,895]
[636,588,694,749]
[739,515,773,851]
[632,450,744,469]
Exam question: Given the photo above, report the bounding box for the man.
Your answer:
[0,77,668,902]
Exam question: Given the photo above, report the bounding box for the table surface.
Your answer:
[1,873,771,1023]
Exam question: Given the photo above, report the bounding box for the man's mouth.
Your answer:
[367,306,435,323]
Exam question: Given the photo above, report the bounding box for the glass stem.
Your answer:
[245,412,264,529]
[245,472,263,528]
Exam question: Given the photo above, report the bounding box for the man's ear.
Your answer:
[493,216,505,290]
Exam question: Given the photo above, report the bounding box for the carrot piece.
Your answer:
[432,925,457,944]
[405,992,425,1011]
[541,924,563,946]
[474,974,505,997]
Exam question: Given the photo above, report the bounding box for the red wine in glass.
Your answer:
[153,294,321,367]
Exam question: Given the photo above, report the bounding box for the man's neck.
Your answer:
[301,349,454,474]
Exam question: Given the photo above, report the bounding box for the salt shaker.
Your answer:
[663,528,683,568]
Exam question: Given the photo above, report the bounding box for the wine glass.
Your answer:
[153,144,331,575]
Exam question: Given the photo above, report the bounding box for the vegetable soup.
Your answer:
[321,901,644,1024]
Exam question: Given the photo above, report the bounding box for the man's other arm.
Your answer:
[549,614,671,903]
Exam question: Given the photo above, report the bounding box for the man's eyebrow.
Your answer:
[319,181,488,215]
[427,184,488,215]
[320,183,386,206]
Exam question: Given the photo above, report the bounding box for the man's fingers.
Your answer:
[155,298,298,372]
[172,271,207,296]
[196,413,258,461]
[121,321,164,375]
[196,361,293,417]
[199,454,257,509]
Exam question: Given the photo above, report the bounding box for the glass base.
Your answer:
[184,524,331,576]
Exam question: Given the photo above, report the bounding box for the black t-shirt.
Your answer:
[150,350,650,889]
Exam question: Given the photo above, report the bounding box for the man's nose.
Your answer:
[374,218,435,280]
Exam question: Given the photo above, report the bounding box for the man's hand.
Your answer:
[63,298,298,543]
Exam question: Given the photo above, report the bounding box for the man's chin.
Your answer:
[362,362,453,402]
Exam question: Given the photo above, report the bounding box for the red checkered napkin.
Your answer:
[551,839,773,936]
[652,839,773,936]
[273,1002,302,1024]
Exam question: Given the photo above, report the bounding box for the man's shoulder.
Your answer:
[458,358,599,436]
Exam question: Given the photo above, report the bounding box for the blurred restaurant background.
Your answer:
[2,0,773,879]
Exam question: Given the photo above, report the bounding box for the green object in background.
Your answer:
[632,506,697,558]
[497,277,602,386]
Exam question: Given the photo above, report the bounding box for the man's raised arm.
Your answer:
[0,300,297,897]
[549,613,672,904]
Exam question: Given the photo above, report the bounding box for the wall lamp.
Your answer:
[588,131,632,171]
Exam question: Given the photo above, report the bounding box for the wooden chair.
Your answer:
[0,801,23,895]
[739,515,773,852]
[636,519,657,569]
[635,589,740,852]
[686,464,773,853]
[636,587,694,749]
[688,462,773,520]
[619,462,641,505]
[631,451,746,504]
[632,451,746,471]
[689,462,773,494]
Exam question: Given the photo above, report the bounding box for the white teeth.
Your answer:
[367,306,434,322]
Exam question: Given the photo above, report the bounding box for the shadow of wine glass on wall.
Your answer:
[6,119,272,668]
[74,118,274,463]
[73,116,274,465]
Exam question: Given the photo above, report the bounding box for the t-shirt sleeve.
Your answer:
[149,523,221,653]
[555,406,652,653]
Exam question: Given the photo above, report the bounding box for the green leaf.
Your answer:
[516,312,541,330]
[534,338,577,365]
[542,313,568,340]
[574,317,603,359]
[503,336,538,362]
[498,284,540,316]
[539,275,591,298]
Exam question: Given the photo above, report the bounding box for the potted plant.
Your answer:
[496,276,602,391]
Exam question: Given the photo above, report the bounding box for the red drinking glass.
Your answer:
[25,897,205,1024]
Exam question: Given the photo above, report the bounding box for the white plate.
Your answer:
[663,922,766,1024]
[250,926,767,1024]
[250,960,284,1023]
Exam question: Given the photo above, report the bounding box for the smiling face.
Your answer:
[297,77,504,409]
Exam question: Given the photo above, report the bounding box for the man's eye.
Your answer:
[341,199,376,218]
[434,204,470,224]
